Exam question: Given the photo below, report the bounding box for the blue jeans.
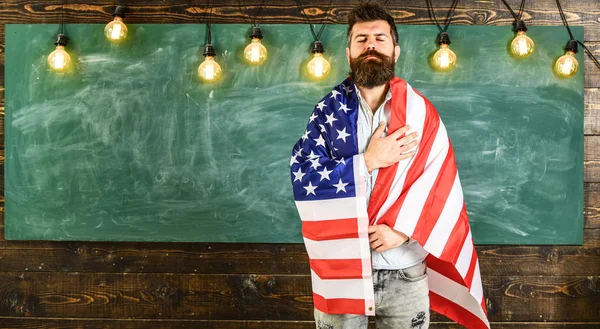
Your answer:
[314,260,430,329]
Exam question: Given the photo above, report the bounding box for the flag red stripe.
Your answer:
[464,248,479,287]
[426,254,465,285]
[313,293,366,315]
[302,218,359,241]
[412,142,457,243]
[310,259,364,280]
[367,78,407,222]
[440,204,470,263]
[430,292,489,329]
[481,298,488,317]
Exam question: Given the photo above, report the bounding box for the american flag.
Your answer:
[290,77,489,328]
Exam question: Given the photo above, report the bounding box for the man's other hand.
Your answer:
[364,123,419,173]
[368,224,409,253]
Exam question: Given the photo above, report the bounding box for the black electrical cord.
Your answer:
[294,0,335,42]
[555,0,574,41]
[60,0,65,34]
[206,0,213,45]
[501,0,526,21]
[425,0,460,34]
[238,0,268,28]
[556,0,600,69]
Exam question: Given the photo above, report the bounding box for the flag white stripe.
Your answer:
[311,270,371,299]
[375,85,426,223]
[428,268,490,327]
[423,175,464,257]
[296,197,364,221]
[455,230,474,278]
[470,262,484,304]
[353,153,376,309]
[394,122,450,236]
[303,237,363,259]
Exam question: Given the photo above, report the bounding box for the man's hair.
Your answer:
[346,2,398,46]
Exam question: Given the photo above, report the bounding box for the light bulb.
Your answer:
[105,16,128,42]
[244,38,267,65]
[554,51,578,78]
[48,34,71,73]
[510,31,535,58]
[198,56,222,83]
[307,53,330,79]
[432,44,457,71]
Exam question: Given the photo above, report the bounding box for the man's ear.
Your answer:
[394,45,401,62]
[346,47,351,65]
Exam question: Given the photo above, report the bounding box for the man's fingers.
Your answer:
[373,121,387,137]
[398,132,419,145]
[375,245,387,253]
[369,234,379,243]
[389,125,411,139]
[399,139,418,153]
[371,240,383,249]
[368,225,378,234]
[398,150,416,160]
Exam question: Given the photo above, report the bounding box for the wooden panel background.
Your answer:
[0,0,598,328]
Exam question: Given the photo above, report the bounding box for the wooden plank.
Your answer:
[0,0,598,40]
[585,135,600,182]
[0,318,598,329]
[584,42,600,89]
[584,183,600,228]
[0,272,596,321]
[585,88,600,134]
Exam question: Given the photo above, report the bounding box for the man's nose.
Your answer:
[366,38,376,50]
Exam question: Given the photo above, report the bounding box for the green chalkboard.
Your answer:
[5,24,584,244]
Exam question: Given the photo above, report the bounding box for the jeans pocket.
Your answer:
[399,260,427,282]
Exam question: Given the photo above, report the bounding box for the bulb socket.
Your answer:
[203,43,216,57]
[565,40,578,53]
[250,26,263,40]
[112,5,126,18]
[54,33,68,46]
[438,32,451,45]
[312,41,325,54]
[515,20,528,32]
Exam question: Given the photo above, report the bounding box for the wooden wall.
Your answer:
[0,1,598,328]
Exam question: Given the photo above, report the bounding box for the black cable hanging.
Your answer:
[425,0,460,45]
[203,0,215,57]
[239,0,268,40]
[47,0,71,73]
[501,0,528,31]
[501,0,526,21]
[195,0,222,82]
[111,0,127,18]
[294,0,334,53]
[238,0,268,28]
[556,0,600,69]
[60,0,64,34]
[55,0,67,46]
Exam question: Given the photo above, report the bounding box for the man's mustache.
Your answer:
[356,50,388,62]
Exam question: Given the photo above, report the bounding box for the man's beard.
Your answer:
[349,50,395,89]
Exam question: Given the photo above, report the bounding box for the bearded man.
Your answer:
[289,3,489,329]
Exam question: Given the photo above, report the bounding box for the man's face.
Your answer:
[346,20,401,88]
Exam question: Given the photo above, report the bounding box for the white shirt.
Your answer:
[355,85,429,270]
